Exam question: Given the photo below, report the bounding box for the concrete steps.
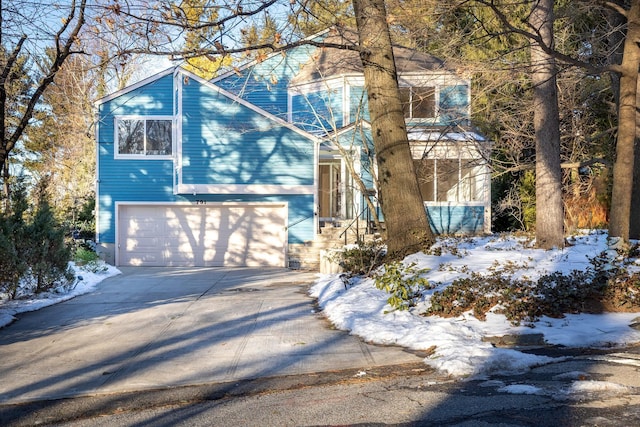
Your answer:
[288,223,380,272]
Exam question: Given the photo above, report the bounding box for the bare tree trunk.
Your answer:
[630,25,640,240]
[609,0,640,243]
[631,72,640,239]
[352,0,435,258]
[2,161,8,212]
[530,0,564,249]
[632,130,640,238]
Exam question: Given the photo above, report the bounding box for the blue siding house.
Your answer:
[95,28,491,268]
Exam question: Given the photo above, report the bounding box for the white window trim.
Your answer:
[400,86,439,120]
[114,115,175,159]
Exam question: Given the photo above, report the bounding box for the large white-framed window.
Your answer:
[399,86,437,119]
[414,157,484,203]
[115,116,174,158]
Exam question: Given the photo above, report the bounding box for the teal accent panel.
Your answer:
[291,87,344,132]
[180,81,314,185]
[216,44,319,120]
[439,85,469,126]
[426,205,484,234]
[349,86,369,123]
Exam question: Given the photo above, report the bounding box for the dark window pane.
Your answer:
[146,120,172,155]
[399,87,411,118]
[118,119,144,154]
[414,158,435,201]
[412,87,436,118]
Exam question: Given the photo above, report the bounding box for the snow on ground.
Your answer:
[0,262,121,328]
[310,230,640,378]
[498,384,543,395]
[479,377,631,401]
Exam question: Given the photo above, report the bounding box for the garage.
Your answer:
[117,203,287,267]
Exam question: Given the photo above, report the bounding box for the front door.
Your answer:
[319,161,341,220]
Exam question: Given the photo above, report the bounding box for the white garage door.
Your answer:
[117,203,287,267]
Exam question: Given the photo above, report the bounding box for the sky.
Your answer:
[2,230,640,382]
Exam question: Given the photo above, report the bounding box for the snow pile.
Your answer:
[498,384,543,395]
[310,231,640,377]
[0,262,121,327]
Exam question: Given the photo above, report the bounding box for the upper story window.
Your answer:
[116,117,173,158]
[400,87,436,119]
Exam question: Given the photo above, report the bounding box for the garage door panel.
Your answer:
[124,236,160,251]
[123,218,161,237]
[121,250,163,267]
[118,204,286,267]
[162,247,195,267]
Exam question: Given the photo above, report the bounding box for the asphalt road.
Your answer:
[4,350,640,426]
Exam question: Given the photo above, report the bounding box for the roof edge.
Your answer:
[177,67,320,143]
[211,27,334,83]
[94,67,176,106]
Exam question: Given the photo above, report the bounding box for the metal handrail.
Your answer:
[338,206,371,245]
[285,214,315,231]
[338,190,379,245]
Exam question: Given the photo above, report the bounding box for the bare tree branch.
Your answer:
[0,0,87,175]
[471,0,619,75]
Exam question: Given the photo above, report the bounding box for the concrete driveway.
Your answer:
[0,267,422,404]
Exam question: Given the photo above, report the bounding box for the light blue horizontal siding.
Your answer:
[180,81,314,185]
[97,156,176,244]
[331,127,375,189]
[426,205,484,234]
[96,75,176,198]
[97,74,174,122]
[347,84,469,128]
[291,87,344,132]
[292,83,469,131]
[216,45,319,120]
[361,205,484,236]
[97,74,177,245]
[349,86,369,122]
[97,73,316,246]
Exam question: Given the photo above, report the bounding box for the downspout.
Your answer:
[93,103,100,245]
[173,66,182,195]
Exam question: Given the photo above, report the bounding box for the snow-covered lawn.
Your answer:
[310,230,640,377]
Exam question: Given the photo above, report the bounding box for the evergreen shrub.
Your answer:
[0,179,73,299]
[331,239,386,276]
